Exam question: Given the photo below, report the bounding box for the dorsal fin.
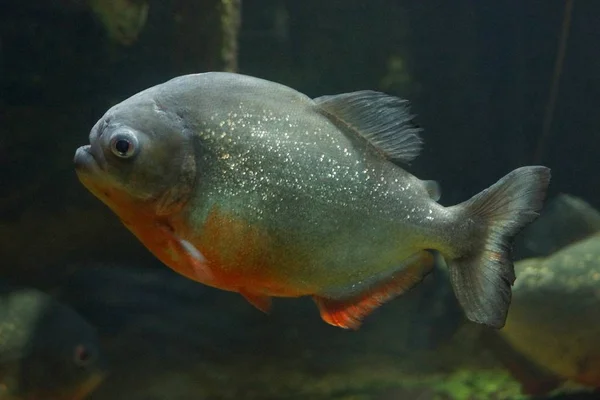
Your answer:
[314,90,423,164]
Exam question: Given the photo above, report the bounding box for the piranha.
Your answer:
[0,285,106,400]
[481,194,600,396]
[73,72,551,330]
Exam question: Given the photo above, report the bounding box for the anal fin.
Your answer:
[314,251,436,330]
[240,290,272,314]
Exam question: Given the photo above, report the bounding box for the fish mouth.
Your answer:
[74,145,101,175]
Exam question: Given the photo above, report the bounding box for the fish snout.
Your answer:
[73,145,92,170]
[74,145,107,175]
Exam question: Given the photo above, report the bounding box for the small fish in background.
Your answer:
[87,0,149,46]
[481,194,600,396]
[0,285,106,400]
[74,72,551,331]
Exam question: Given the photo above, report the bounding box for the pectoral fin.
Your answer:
[313,251,436,330]
[177,237,214,282]
[157,223,214,283]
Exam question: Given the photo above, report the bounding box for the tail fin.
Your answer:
[447,166,551,329]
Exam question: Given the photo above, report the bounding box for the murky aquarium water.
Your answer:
[1,1,599,399]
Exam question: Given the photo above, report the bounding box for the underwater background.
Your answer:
[1,1,600,399]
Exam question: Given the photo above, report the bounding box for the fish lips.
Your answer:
[74,145,104,176]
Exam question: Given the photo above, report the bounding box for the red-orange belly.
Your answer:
[125,206,309,298]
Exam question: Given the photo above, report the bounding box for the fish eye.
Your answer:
[73,344,93,367]
[109,130,139,159]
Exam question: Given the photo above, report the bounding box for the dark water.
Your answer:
[1,1,599,399]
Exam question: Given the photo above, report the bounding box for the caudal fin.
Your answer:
[447,166,551,329]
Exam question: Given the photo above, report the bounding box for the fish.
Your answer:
[481,195,600,396]
[73,72,551,330]
[0,285,106,400]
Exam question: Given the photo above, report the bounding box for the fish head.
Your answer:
[14,340,107,400]
[10,295,108,400]
[41,342,107,400]
[74,97,197,222]
[46,316,108,400]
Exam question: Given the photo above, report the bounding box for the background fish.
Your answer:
[73,72,551,330]
[0,284,106,400]
[479,195,600,396]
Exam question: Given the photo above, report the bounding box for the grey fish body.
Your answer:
[104,74,454,293]
[181,77,455,293]
[75,72,551,329]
